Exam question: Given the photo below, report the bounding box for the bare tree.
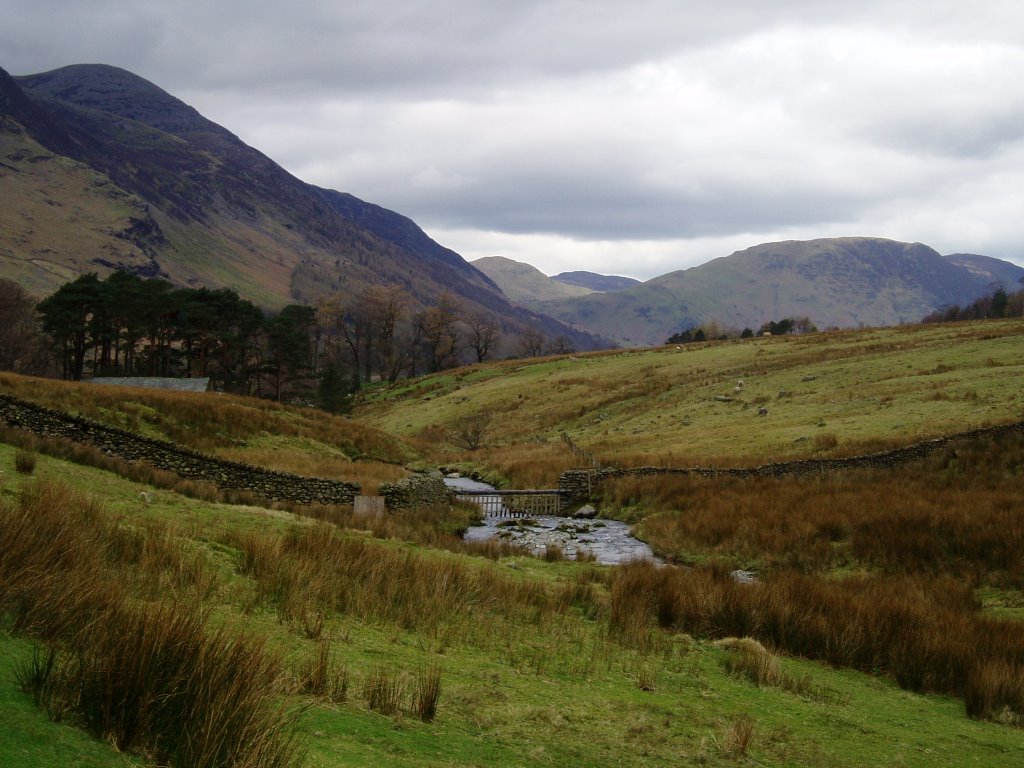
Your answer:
[0,278,49,374]
[464,313,501,363]
[363,285,408,382]
[548,335,576,355]
[516,326,547,358]
[415,293,463,372]
[448,415,491,451]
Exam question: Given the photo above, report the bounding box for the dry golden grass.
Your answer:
[599,432,1024,586]
[610,559,1024,724]
[0,371,412,466]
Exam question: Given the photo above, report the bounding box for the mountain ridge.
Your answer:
[551,271,640,292]
[0,63,606,351]
[528,237,1024,345]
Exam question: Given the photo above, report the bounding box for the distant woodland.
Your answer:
[2,273,559,410]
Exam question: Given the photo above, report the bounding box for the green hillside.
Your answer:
[530,238,1024,346]
[472,255,595,304]
[358,318,1024,483]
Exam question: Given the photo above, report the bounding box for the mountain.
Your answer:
[942,253,1024,292]
[551,271,640,292]
[471,256,594,305]
[0,63,606,350]
[530,238,1024,346]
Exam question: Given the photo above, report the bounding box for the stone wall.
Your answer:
[559,420,1024,502]
[0,393,359,505]
[379,473,450,510]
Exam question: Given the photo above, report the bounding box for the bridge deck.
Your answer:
[450,489,563,517]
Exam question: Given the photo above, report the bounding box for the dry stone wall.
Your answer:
[558,420,1024,502]
[0,393,359,505]
[379,473,450,510]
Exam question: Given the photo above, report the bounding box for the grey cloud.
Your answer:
[3,0,1024,276]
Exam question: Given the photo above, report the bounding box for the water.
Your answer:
[445,476,657,565]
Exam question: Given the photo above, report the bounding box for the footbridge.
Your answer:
[448,489,564,517]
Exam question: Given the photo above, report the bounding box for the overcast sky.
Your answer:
[4,0,1024,279]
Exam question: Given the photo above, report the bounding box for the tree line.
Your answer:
[922,286,1024,324]
[666,316,817,345]
[1,273,571,411]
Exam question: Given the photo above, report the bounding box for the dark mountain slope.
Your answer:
[1,64,604,349]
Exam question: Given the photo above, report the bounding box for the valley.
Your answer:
[2,318,1024,767]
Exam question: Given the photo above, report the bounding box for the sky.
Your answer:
[3,0,1024,280]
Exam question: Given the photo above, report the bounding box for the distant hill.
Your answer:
[471,256,594,305]
[942,253,1024,291]
[531,238,1024,346]
[551,271,640,292]
[0,63,606,351]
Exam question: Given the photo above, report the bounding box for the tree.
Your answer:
[38,273,103,380]
[317,363,352,414]
[549,335,576,355]
[415,293,463,372]
[0,279,49,375]
[362,285,408,382]
[465,313,501,363]
[448,415,491,451]
[666,329,693,344]
[263,304,316,400]
[517,326,547,358]
[990,289,1009,319]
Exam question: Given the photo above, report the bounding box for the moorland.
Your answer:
[2,318,1024,767]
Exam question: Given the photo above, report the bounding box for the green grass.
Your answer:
[3,441,1024,767]
[0,633,147,768]
[357,320,1024,481]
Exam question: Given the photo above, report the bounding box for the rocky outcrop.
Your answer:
[0,393,359,505]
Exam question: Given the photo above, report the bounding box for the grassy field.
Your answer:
[358,319,1024,485]
[2,319,1024,766]
[3,443,1024,767]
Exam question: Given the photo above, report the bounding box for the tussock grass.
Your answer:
[601,433,1024,586]
[230,522,555,635]
[14,448,36,474]
[0,425,264,506]
[0,479,304,768]
[610,560,1024,723]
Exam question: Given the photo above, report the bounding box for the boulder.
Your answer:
[573,504,598,519]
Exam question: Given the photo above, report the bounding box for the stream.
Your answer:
[445,476,657,565]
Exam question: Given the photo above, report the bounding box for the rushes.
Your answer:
[0,480,303,768]
[14,448,36,474]
[230,522,556,635]
[609,560,1024,723]
[360,664,442,721]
